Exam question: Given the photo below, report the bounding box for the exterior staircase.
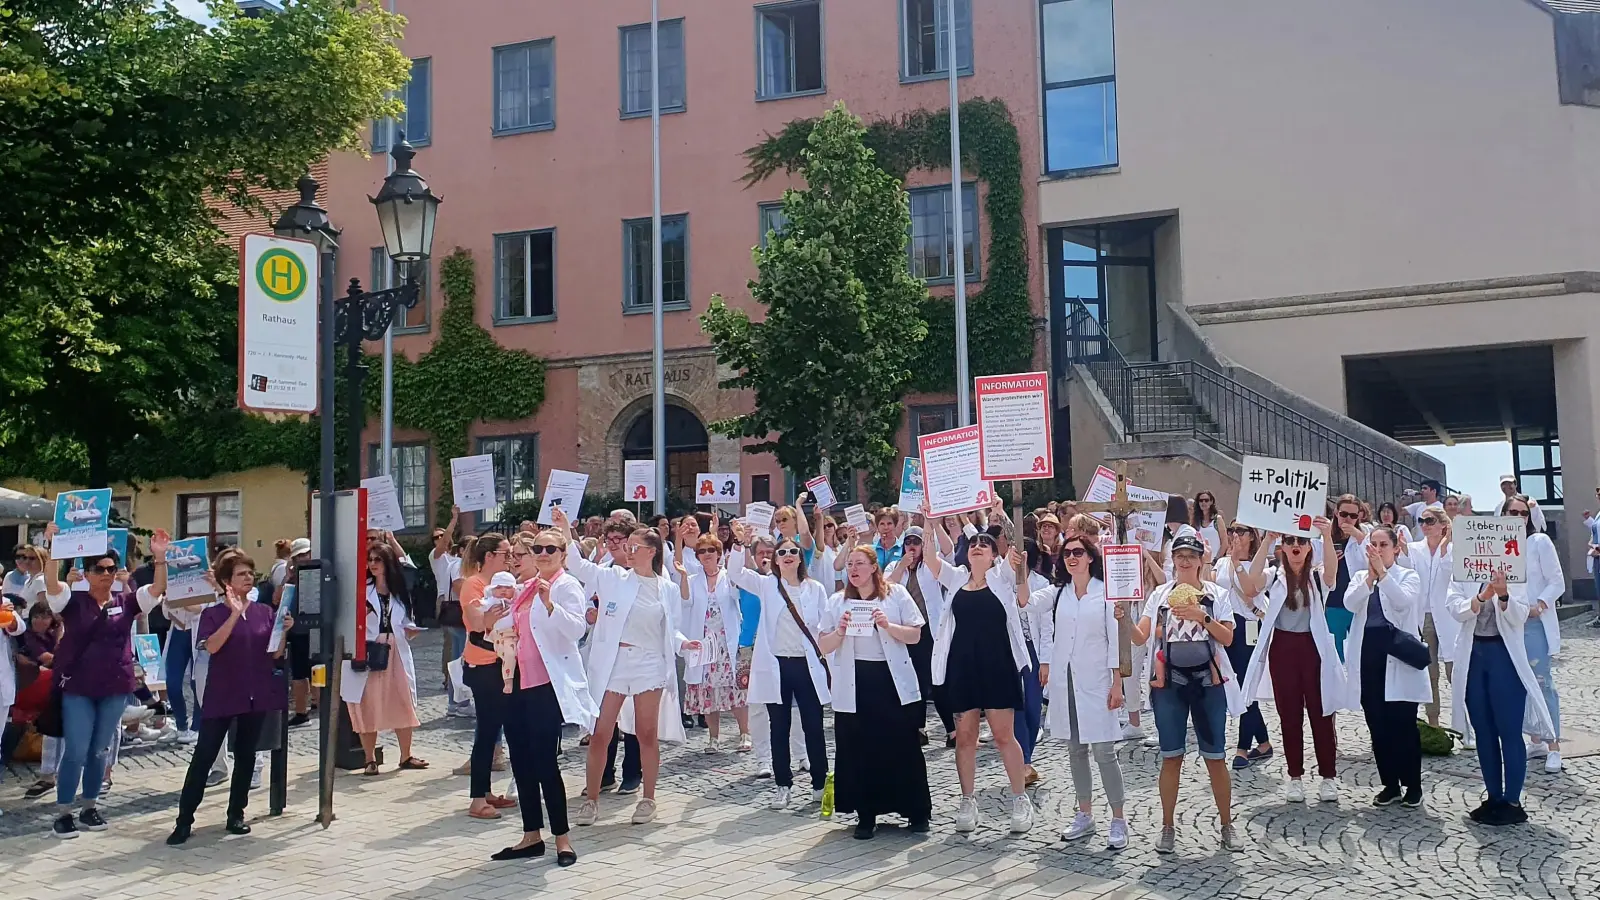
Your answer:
[1060,300,1446,505]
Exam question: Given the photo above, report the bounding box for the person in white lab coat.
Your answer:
[728,525,832,810]
[817,548,930,839]
[1241,522,1348,803]
[1213,523,1273,771]
[558,511,700,828]
[1332,522,1428,809]
[1396,504,1461,735]
[1326,494,1373,663]
[1503,495,1566,773]
[1493,476,1546,531]
[886,525,954,744]
[1037,536,1128,851]
[1447,567,1556,826]
[347,543,425,776]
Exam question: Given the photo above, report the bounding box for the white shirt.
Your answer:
[429,550,460,601]
[618,577,667,649]
[849,630,887,661]
[773,578,810,657]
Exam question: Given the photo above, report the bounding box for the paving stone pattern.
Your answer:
[4,622,1598,900]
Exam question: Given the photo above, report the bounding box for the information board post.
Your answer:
[1076,461,1169,675]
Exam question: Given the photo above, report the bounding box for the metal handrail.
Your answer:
[1062,299,1435,504]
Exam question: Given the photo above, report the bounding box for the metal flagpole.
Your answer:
[381,0,398,477]
[650,0,667,516]
[947,0,971,426]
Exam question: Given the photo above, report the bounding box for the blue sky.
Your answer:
[1417,442,1515,509]
[170,1,215,24]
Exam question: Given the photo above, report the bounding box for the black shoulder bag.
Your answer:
[354,595,393,673]
[37,602,111,738]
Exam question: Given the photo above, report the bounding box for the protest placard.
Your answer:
[1104,544,1145,602]
[1236,455,1330,537]
[744,502,775,536]
[165,536,214,606]
[975,371,1054,481]
[897,458,925,509]
[844,504,871,533]
[133,634,165,689]
[51,488,112,559]
[1082,466,1167,550]
[845,600,876,637]
[805,475,836,509]
[537,469,590,526]
[449,454,497,513]
[917,426,993,518]
[626,460,657,503]
[695,473,741,506]
[361,475,406,531]
[1452,517,1527,583]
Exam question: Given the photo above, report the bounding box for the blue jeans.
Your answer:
[443,627,467,706]
[165,629,198,731]
[1523,623,1561,740]
[1014,641,1043,764]
[1151,682,1229,760]
[57,693,126,807]
[1466,637,1528,804]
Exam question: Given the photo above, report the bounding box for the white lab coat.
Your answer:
[1402,539,1460,664]
[821,584,923,712]
[0,598,26,709]
[885,556,944,636]
[1494,497,1547,532]
[341,587,418,706]
[1240,567,1350,714]
[1524,531,1564,657]
[1340,566,1431,706]
[1037,578,1122,745]
[1019,570,1053,649]
[930,560,1030,684]
[519,572,600,732]
[1446,581,1556,741]
[565,545,689,744]
[728,549,832,707]
[680,569,742,686]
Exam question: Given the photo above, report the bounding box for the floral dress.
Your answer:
[683,602,742,714]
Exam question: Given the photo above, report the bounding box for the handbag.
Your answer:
[38,604,111,738]
[356,595,393,673]
[1386,625,1431,670]
[775,578,830,689]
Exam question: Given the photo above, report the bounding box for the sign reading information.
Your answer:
[975,371,1054,481]
[917,425,993,518]
[1235,455,1330,537]
[1452,517,1527,584]
[239,233,320,414]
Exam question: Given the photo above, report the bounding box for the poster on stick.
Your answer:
[1082,466,1166,550]
[917,425,993,518]
[975,371,1054,481]
[1103,544,1145,602]
[695,473,741,506]
[1235,455,1329,537]
[625,460,657,503]
[1452,517,1527,584]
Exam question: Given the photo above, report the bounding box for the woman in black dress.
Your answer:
[922,527,1034,835]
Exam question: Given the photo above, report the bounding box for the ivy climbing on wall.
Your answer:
[745,97,1036,394]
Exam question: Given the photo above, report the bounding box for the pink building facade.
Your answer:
[324,0,1044,529]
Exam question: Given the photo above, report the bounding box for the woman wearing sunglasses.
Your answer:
[817,546,930,839]
[1325,494,1373,662]
[1214,522,1274,771]
[458,534,518,818]
[1242,521,1346,804]
[1399,504,1461,736]
[728,523,832,810]
[1191,492,1223,564]
[556,508,699,827]
[920,513,1034,836]
[675,535,748,753]
[39,523,169,839]
[486,529,596,865]
[1503,495,1566,774]
[349,543,426,776]
[1038,537,1128,850]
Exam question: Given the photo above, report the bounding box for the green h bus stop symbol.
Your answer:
[256,248,308,302]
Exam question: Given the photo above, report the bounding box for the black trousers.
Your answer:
[1227,616,1270,750]
[464,662,508,799]
[769,655,828,790]
[176,711,266,827]
[603,728,642,786]
[504,682,569,836]
[908,622,954,734]
[1360,632,1421,791]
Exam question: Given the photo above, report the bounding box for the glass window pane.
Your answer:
[905,0,971,78]
[528,43,553,126]
[662,216,687,306]
[761,14,792,97]
[1042,0,1115,84]
[1517,441,1545,472]
[529,231,555,318]
[498,235,527,318]
[497,47,527,130]
[215,494,241,535]
[1046,81,1118,171]
[184,497,211,537]
[404,58,431,144]
[1063,264,1099,301]
[759,204,789,246]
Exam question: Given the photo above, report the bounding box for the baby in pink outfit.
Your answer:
[486,571,520,693]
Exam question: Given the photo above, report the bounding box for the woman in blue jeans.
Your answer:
[1133,532,1243,854]
[41,524,169,839]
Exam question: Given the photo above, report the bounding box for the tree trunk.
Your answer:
[87,434,111,489]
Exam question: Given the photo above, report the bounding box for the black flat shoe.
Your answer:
[491,841,545,861]
[853,823,876,840]
[907,818,931,834]
[557,850,578,867]
[225,817,251,836]
[166,824,191,846]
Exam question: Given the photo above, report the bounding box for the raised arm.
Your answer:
[535,576,589,642]
[795,493,815,550]
[1235,534,1274,602]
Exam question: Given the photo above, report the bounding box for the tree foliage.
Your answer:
[702,102,927,482]
[0,0,409,485]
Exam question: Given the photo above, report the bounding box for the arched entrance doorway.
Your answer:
[623,405,710,505]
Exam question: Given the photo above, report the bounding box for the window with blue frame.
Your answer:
[1040,0,1117,173]
[373,57,431,150]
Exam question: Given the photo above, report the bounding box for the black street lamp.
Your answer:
[271,135,442,799]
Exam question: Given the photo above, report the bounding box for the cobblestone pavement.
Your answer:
[4,621,1598,900]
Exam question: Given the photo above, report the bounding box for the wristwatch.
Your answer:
[1202,614,1214,626]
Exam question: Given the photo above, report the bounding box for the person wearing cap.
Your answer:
[886,524,954,746]
[1494,476,1546,531]
[277,538,315,727]
[1132,531,1244,854]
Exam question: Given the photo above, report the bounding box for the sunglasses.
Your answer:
[366,556,383,564]
[1507,509,1530,517]
[1061,547,1089,559]
[90,564,118,575]
[1419,517,1441,526]
[1337,510,1360,520]
[1282,536,1311,547]
[529,545,562,555]
[695,548,720,557]
[1227,527,1252,536]
[775,548,801,558]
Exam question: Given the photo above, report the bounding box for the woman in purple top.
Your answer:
[41,523,168,840]
[167,551,289,846]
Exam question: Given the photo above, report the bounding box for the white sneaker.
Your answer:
[756,764,774,779]
[798,759,810,772]
[1008,794,1034,834]
[1285,778,1306,803]
[979,722,994,744]
[154,722,179,743]
[1526,741,1550,759]
[135,725,164,744]
[1120,724,1145,742]
[1545,751,1562,774]
[178,730,199,746]
[771,787,791,810]
[810,788,825,804]
[574,798,598,826]
[1318,778,1340,802]
[631,798,656,824]
[250,762,263,791]
[1061,811,1094,841]
[1107,818,1129,851]
[954,795,979,833]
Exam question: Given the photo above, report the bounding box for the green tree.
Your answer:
[702,102,927,482]
[0,0,408,486]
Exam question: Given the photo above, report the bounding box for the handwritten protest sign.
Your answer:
[1082,466,1166,550]
[1452,517,1527,584]
[917,426,993,518]
[1235,456,1329,537]
[975,371,1054,481]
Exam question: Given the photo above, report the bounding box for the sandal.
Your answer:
[487,794,519,809]
[468,805,502,820]
[363,761,380,776]
[399,756,430,770]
